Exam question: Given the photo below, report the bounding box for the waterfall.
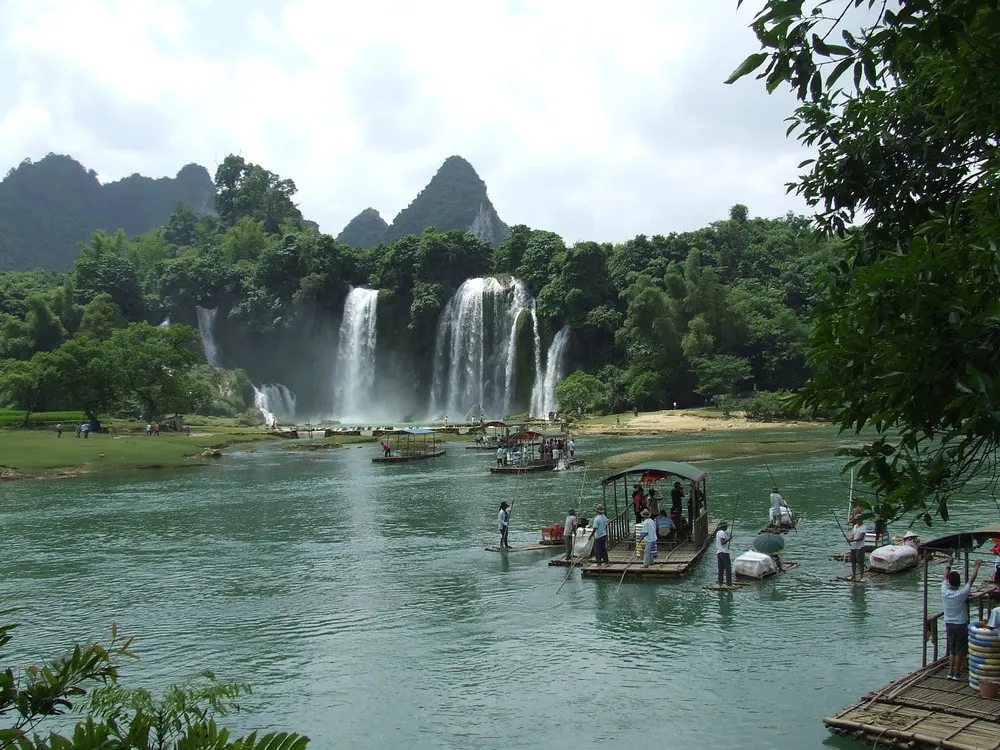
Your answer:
[253,383,297,426]
[429,277,542,420]
[156,316,170,328]
[333,287,379,420]
[195,306,222,369]
[534,327,570,418]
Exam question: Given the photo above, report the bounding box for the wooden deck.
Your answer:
[824,660,1000,749]
[484,543,561,553]
[371,450,446,463]
[547,536,711,579]
[704,560,801,590]
[489,460,583,474]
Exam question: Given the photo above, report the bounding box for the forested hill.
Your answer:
[0,154,215,272]
[338,156,510,248]
[335,207,388,248]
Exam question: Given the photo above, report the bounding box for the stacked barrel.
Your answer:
[967,623,1000,688]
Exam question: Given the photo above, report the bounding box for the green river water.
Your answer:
[2,429,996,749]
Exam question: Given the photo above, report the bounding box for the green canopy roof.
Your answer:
[601,461,707,485]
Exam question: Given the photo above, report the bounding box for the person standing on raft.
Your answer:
[640,509,657,568]
[942,557,981,680]
[564,509,578,561]
[589,504,610,565]
[769,487,790,526]
[847,518,867,581]
[498,502,511,549]
[716,522,733,585]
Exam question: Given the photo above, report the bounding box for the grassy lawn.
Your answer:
[0,425,275,479]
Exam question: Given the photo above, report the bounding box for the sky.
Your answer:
[0,0,812,243]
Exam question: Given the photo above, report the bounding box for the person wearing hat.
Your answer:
[902,531,920,550]
[589,504,610,565]
[715,522,733,584]
[564,508,578,561]
[640,509,657,567]
[670,481,684,516]
[498,501,511,549]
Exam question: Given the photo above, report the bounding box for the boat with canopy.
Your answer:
[372,428,446,463]
[489,428,582,474]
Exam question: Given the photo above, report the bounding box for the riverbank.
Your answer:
[573,408,826,435]
[0,425,277,480]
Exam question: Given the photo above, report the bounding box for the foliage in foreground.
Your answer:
[730,0,1000,524]
[0,607,308,749]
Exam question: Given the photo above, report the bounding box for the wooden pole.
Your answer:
[922,553,929,667]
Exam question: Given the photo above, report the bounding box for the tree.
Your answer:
[0,606,310,748]
[76,293,127,341]
[0,351,60,424]
[729,1,1000,524]
[214,156,302,233]
[554,370,605,415]
[74,231,145,321]
[692,355,752,397]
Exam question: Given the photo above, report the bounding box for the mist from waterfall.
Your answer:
[195,306,222,369]
[253,383,297,426]
[429,277,541,420]
[534,326,570,418]
[333,288,379,420]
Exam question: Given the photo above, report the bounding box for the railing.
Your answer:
[923,610,942,665]
[607,506,634,549]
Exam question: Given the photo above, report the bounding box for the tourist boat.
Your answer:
[823,525,1000,748]
[465,420,510,450]
[489,429,582,474]
[549,461,714,579]
[372,428,446,463]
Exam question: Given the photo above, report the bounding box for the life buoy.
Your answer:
[969,663,1000,675]
[968,625,1000,639]
[969,655,1000,667]
[969,635,1000,649]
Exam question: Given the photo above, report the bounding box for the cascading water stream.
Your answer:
[429,277,543,420]
[195,306,222,369]
[253,384,297,426]
[536,326,570,418]
[333,288,379,420]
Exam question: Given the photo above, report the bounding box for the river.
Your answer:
[1,429,995,749]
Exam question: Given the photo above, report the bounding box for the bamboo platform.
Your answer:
[824,660,1000,749]
[546,537,710,579]
[705,561,801,590]
[484,544,561,553]
[489,459,583,474]
[371,450,446,463]
[759,523,798,534]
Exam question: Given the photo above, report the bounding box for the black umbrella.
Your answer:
[753,532,786,555]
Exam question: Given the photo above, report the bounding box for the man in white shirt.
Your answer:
[564,509,577,561]
[498,501,511,549]
[769,487,789,526]
[640,509,657,567]
[942,558,981,680]
[848,520,868,580]
[716,522,733,585]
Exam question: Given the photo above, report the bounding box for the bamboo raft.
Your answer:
[371,450,446,463]
[705,560,801,590]
[484,544,561,553]
[548,536,710,579]
[824,660,1000,749]
[489,460,584,474]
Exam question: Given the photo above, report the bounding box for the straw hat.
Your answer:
[641,509,652,518]
[568,508,576,515]
[902,531,919,539]
[596,504,605,512]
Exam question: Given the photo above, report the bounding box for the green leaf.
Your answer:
[725,52,769,84]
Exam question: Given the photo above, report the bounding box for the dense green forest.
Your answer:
[0,148,838,424]
[0,154,215,272]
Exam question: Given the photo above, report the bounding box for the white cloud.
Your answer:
[0,0,810,241]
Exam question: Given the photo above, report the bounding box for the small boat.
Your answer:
[465,420,511,450]
[489,429,578,474]
[372,428,446,463]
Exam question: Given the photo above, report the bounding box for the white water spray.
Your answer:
[195,306,222,369]
[333,288,379,420]
[253,383,297,426]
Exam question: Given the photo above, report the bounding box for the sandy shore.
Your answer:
[574,410,824,435]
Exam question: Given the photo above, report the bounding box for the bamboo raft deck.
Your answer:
[484,543,562,553]
[548,536,711,579]
[704,561,801,590]
[371,450,446,463]
[824,660,1000,749]
[489,459,584,474]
